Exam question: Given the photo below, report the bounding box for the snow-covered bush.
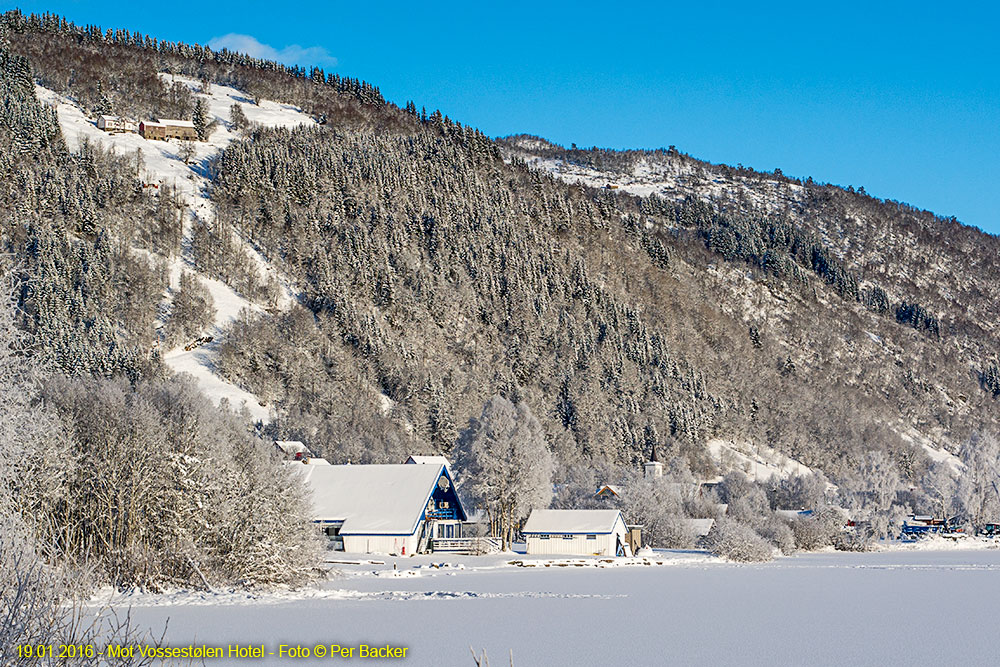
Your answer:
[619,473,696,549]
[36,374,322,589]
[717,472,795,553]
[790,507,844,551]
[1,519,169,667]
[834,529,875,552]
[766,472,831,511]
[706,518,775,562]
[756,516,795,553]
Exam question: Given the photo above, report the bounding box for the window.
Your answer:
[586,535,597,540]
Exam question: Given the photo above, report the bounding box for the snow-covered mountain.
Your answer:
[5,10,1000,495]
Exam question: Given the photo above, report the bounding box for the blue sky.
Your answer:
[7,1,1000,233]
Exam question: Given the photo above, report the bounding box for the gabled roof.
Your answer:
[292,463,465,535]
[156,118,196,128]
[405,455,451,473]
[595,484,621,497]
[522,509,626,534]
[274,440,310,456]
[688,518,715,537]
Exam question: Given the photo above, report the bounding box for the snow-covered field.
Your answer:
[35,76,314,421]
[109,546,1000,666]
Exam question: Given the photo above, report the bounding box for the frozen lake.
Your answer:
[121,548,1000,666]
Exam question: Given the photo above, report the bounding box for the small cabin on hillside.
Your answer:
[140,119,198,141]
[522,509,631,557]
[292,463,468,555]
[97,115,136,134]
[274,440,312,461]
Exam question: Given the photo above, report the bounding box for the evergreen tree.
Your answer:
[192,97,211,141]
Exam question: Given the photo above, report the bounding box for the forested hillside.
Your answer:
[1,13,319,600]
[2,8,999,512]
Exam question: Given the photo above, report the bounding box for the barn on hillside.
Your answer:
[522,509,632,557]
[140,119,198,141]
[292,463,468,555]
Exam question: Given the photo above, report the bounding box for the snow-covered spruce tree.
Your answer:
[192,97,213,141]
[453,396,554,550]
[229,101,249,134]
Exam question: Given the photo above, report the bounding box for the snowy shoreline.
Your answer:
[88,540,999,609]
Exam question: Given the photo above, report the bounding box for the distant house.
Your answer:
[96,115,136,133]
[405,454,452,476]
[140,118,198,141]
[274,440,312,461]
[594,484,621,500]
[522,509,631,557]
[292,463,468,555]
[688,518,715,540]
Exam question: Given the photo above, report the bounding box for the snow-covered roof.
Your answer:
[156,118,196,128]
[522,509,625,534]
[282,457,330,467]
[595,484,621,497]
[405,455,451,471]
[688,518,715,537]
[292,464,463,535]
[141,120,166,128]
[274,440,310,455]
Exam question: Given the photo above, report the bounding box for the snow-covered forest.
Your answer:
[2,9,1000,659]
